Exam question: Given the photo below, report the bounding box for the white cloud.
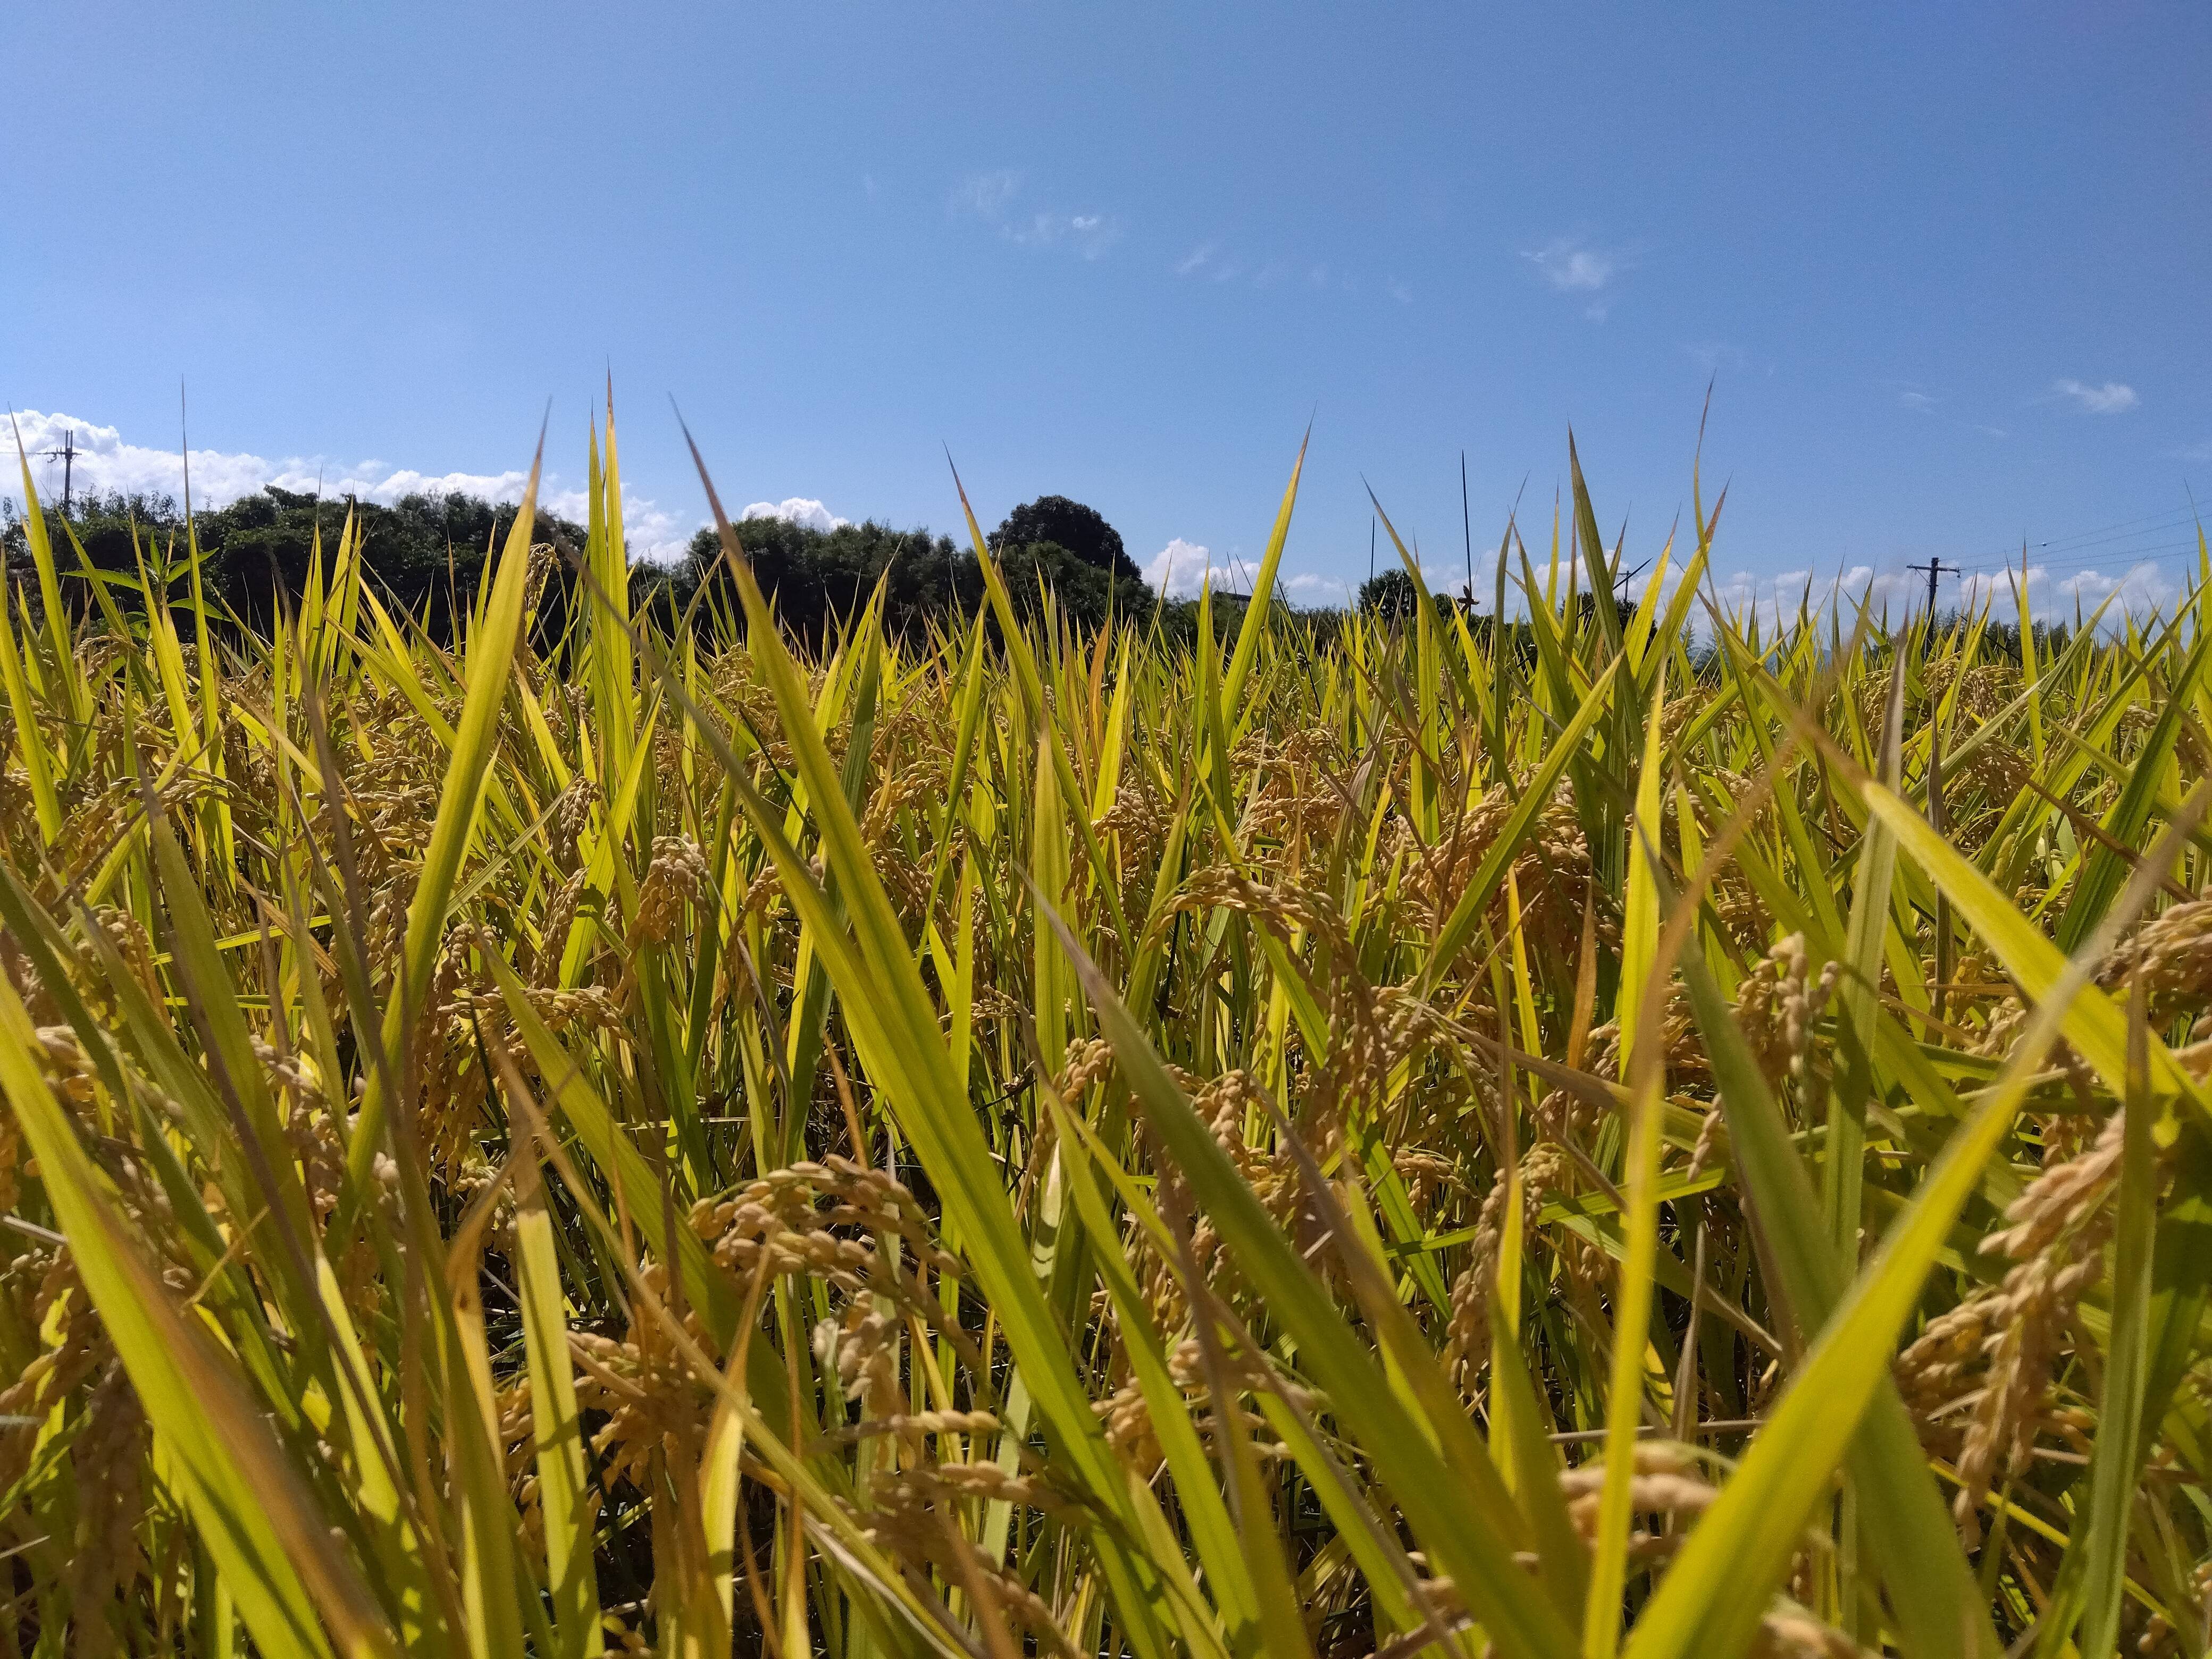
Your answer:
[742,497,849,534]
[1697,559,2185,636]
[1958,560,2181,624]
[1523,236,1633,320]
[1250,548,2184,634]
[1146,538,1218,599]
[1705,565,1900,630]
[1178,246,1387,299]
[1245,543,2192,636]
[2051,378,2139,415]
[953,171,1117,257]
[950,169,1023,217]
[1138,549,1354,609]
[1283,571,1356,606]
[1386,278,1414,306]
[1892,388,2006,438]
[1011,210,1122,258]
[1523,237,1616,294]
[2,407,699,562]
[2177,437,2212,466]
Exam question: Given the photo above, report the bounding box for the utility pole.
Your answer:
[1906,557,1958,1021]
[1905,558,1957,650]
[38,428,80,517]
[1459,450,1475,613]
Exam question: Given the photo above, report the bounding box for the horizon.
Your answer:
[6,422,2175,638]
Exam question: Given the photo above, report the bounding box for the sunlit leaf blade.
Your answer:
[1040,899,1580,1659]
[0,972,396,1659]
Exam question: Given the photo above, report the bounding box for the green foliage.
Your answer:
[987,492,1143,586]
[680,514,982,641]
[1358,565,1446,618]
[3,485,588,640]
[678,496,1155,639]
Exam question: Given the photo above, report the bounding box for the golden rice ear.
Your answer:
[7,413,2212,1659]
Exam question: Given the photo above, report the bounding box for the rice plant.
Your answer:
[3,406,2211,1659]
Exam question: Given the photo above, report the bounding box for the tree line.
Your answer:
[7,480,1640,656]
[1,485,1340,645]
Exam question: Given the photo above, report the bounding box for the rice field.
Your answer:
[4,411,2211,1659]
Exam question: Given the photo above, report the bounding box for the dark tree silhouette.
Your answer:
[2,485,588,642]
[1357,567,1446,620]
[987,496,1142,587]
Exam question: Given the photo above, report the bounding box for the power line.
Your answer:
[2021,502,2203,547]
[2023,513,2203,557]
[1964,533,2203,579]
[1952,534,2203,577]
[1946,502,2205,572]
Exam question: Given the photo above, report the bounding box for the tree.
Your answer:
[4,481,1324,651]
[683,517,980,644]
[987,496,1142,587]
[685,513,1159,641]
[1358,568,1435,621]
[996,539,1139,632]
[2,485,588,642]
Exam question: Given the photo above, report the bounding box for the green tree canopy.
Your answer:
[987,495,1142,587]
[1356,567,1445,620]
[683,517,978,643]
[3,485,588,641]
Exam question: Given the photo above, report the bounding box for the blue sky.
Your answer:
[4,2,2207,617]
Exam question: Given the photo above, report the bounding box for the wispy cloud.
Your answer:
[1171,241,1250,282]
[1282,571,1355,605]
[2175,437,2212,466]
[1522,235,1633,321]
[1893,386,2007,438]
[742,497,849,534]
[1010,210,1121,258]
[1175,242,1390,303]
[2050,378,2139,415]
[1175,242,1218,276]
[952,171,1118,258]
[2,407,698,560]
[1523,237,1615,294]
[950,169,1023,217]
